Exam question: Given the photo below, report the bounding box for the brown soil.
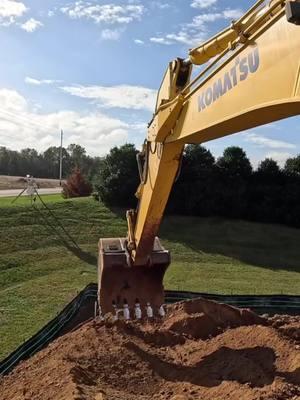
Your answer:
[0,298,299,400]
[0,175,63,190]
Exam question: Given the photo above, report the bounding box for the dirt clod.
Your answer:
[0,298,299,400]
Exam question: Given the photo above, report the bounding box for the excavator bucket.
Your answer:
[98,237,170,315]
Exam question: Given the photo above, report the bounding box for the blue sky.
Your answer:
[0,0,299,167]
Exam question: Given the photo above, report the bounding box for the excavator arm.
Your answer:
[98,0,300,314]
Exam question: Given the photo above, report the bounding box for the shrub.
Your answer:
[62,168,92,198]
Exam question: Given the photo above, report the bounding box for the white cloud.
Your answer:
[264,152,293,167]
[0,88,27,112]
[60,84,157,111]
[25,77,61,85]
[151,2,170,9]
[187,9,243,29]
[21,18,43,32]
[61,2,144,25]
[150,37,172,45]
[188,12,228,28]
[134,39,144,45]
[100,28,123,40]
[0,88,134,155]
[222,8,243,20]
[0,0,27,26]
[244,133,296,150]
[25,77,40,85]
[150,9,243,46]
[191,0,217,10]
[150,29,207,46]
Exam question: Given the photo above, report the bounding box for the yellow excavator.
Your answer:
[98,0,300,314]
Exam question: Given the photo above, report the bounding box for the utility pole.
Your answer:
[59,129,63,187]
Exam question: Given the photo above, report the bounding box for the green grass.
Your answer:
[0,194,299,359]
[0,193,64,207]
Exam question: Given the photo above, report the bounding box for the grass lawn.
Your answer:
[0,194,299,359]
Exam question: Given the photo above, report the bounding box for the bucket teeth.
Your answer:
[105,302,166,321]
[98,237,170,315]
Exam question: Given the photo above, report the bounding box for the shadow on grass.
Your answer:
[94,203,300,273]
[106,206,127,220]
[64,243,97,266]
[31,204,97,267]
[161,216,300,273]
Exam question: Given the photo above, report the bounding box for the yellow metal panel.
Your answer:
[293,63,300,96]
[155,63,172,111]
[130,6,300,267]
[147,96,184,142]
[132,141,184,266]
[189,29,238,65]
[168,14,300,144]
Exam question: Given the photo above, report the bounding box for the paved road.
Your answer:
[0,187,62,197]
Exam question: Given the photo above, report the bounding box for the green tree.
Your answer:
[20,148,40,176]
[169,144,216,215]
[257,158,281,180]
[247,158,284,224]
[0,147,11,175]
[42,146,60,178]
[284,155,300,175]
[215,147,252,218]
[68,144,86,168]
[94,144,139,207]
[216,146,252,179]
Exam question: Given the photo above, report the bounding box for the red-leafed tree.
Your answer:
[62,168,92,198]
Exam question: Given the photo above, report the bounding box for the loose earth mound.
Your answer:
[0,299,299,400]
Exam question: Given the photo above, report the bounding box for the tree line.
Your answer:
[0,145,102,180]
[95,144,300,228]
[2,142,300,227]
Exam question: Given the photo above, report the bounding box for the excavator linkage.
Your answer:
[97,0,300,318]
[98,237,170,314]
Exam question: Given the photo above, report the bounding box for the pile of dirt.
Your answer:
[0,298,299,400]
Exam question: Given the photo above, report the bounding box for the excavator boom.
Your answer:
[98,0,300,315]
